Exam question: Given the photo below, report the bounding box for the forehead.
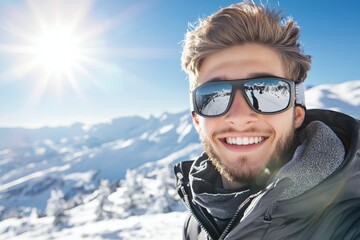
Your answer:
[198,44,286,84]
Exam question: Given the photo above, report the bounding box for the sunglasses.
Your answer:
[191,77,305,117]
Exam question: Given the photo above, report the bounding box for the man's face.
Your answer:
[193,44,305,188]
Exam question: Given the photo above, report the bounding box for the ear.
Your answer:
[192,112,201,133]
[294,106,305,128]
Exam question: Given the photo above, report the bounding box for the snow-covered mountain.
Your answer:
[305,80,360,117]
[0,110,202,214]
[0,80,359,239]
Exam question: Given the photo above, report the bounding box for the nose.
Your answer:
[224,90,258,126]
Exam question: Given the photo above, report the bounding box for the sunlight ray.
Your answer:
[27,72,52,107]
[26,0,94,31]
[71,61,106,90]
[0,44,33,54]
[64,70,87,102]
[2,58,39,81]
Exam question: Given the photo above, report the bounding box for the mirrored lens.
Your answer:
[195,83,232,116]
[244,79,291,112]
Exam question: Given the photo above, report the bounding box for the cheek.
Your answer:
[197,118,217,141]
[267,111,295,136]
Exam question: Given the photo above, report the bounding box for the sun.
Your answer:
[24,21,95,100]
[32,26,82,76]
[0,0,107,101]
[0,0,155,107]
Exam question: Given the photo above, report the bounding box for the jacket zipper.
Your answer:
[219,191,264,240]
[176,170,220,239]
[180,186,220,239]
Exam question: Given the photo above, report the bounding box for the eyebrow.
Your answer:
[207,72,280,82]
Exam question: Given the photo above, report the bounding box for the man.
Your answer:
[174,2,360,239]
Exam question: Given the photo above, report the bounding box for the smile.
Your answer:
[225,136,265,145]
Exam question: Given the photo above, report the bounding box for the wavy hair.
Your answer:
[181,1,311,90]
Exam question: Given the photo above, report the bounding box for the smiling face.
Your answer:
[193,44,305,189]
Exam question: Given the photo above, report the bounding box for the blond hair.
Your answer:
[181,1,311,90]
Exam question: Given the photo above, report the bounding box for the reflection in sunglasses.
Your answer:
[193,78,294,117]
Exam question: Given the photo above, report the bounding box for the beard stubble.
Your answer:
[199,123,296,187]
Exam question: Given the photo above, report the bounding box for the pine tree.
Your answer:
[46,189,68,228]
[150,166,176,213]
[120,169,145,215]
[95,179,113,221]
[30,208,40,220]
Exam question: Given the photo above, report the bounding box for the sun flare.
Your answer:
[0,0,154,109]
[0,0,108,102]
[32,26,81,76]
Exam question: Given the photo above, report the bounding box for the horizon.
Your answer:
[1,78,359,129]
[0,0,359,128]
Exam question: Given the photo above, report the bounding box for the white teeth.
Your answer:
[226,137,265,145]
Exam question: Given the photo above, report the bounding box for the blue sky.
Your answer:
[0,0,359,128]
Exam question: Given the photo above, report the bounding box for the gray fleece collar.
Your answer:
[275,120,345,200]
[189,158,252,220]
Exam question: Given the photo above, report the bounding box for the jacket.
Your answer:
[174,109,360,240]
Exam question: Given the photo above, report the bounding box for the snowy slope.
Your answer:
[0,80,359,239]
[305,80,360,118]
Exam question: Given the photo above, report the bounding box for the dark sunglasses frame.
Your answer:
[191,77,304,117]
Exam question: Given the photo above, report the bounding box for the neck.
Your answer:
[221,175,248,190]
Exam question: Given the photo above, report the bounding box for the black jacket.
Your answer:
[174,109,360,240]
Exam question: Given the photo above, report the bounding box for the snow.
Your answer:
[158,124,174,134]
[251,89,289,112]
[176,114,193,143]
[0,164,71,192]
[111,139,135,150]
[305,80,360,118]
[63,171,97,183]
[0,80,358,239]
[0,211,188,240]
